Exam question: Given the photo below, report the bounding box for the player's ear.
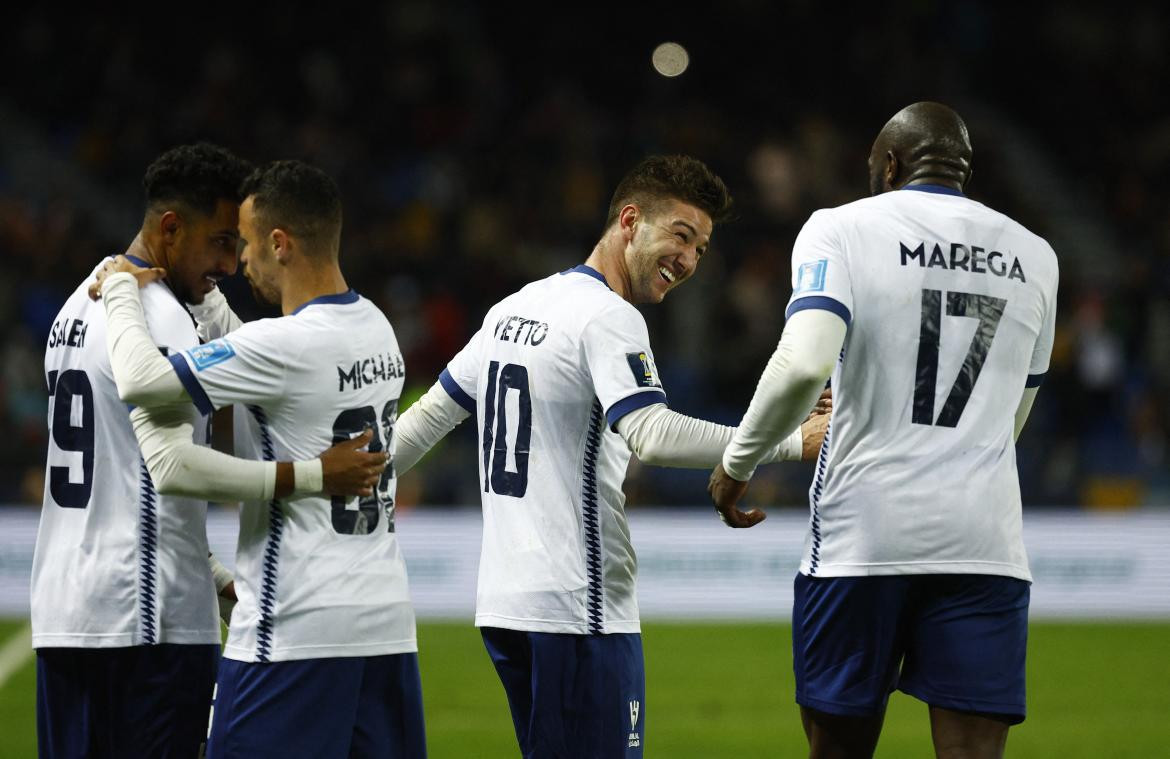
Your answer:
[271,228,291,264]
[619,204,639,241]
[884,151,899,191]
[159,210,182,244]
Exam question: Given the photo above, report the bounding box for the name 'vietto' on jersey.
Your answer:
[440,265,670,635]
[788,186,1058,581]
[32,258,219,649]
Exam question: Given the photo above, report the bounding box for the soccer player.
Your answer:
[31,143,254,758]
[709,103,1059,759]
[392,155,827,758]
[94,160,425,758]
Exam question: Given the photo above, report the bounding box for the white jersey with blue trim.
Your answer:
[32,258,218,648]
[790,186,1058,581]
[168,290,415,662]
[441,265,666,635]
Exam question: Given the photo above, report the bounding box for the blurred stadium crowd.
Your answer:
[2,3,1167,509]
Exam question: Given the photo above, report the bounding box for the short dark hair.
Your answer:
[239,160,343,254]
[604,155,733,231]
[142,143,252,216]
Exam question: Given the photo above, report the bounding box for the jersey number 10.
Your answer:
[482,361,532,498]
[913,289,1007,428]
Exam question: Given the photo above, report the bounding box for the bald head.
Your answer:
[867,102,973,196]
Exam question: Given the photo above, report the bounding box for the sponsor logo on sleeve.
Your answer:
[795,259,828,294]
[188,340,236,371]
[626,352,662,388]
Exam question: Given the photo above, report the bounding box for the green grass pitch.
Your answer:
[2,620,1167,757]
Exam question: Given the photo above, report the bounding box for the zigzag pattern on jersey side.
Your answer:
[138,458,159,645]
[808,418,833,575]
[581,399,605,635]
[248,404,284,663]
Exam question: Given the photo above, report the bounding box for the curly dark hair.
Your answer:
[142,143,252,216]
[239,160,343,253]
[603,155,733,232]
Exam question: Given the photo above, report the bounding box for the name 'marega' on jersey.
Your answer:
[788,185,1059,581]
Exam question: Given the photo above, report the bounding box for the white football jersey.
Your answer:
[789,186,1058,581]
[442,265,668,635]
[32,258,218,648]
[169,291,415,662]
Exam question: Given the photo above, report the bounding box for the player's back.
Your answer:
[32,263,218,648]
[442,266,665,635]
[173,291,415,662]
[794,187,1058,579]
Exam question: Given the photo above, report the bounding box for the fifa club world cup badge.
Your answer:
[628,699,641,748]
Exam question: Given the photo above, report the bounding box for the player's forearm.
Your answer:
[394,381,470,474]
[130,405,323,501]
[1013,386,1039,441]
[723,310,846,481]
[187,286,244,341]
[101,273,188,406]
[617,404,802,468]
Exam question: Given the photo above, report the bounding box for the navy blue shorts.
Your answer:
[206,652,426,758]
[36,643,219,758]
[792,573,1029,723]
[481,627,645,759]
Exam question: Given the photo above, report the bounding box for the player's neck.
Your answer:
[126,232,162,268]
[584,240,632,302]
[282,263,350,316]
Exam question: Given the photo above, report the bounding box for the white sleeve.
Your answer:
[617,403,802,468]
[130,404,277,501]
[395,381,471,475]
[187,286,244,341]
[722,309,846,481]
[101,272,188,406]
[1014,386,1039,441]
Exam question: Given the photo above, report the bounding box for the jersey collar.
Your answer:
[292,289,360,315]
[562,264,612,290]
[124,254,153,268]
[900,183,966,197]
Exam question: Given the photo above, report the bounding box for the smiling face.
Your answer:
[623,198,713,304]
[163,198,240,304]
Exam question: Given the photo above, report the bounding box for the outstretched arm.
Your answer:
[395,381,471,475]
[617,403,827,467]
[98,261,385,500]
[709,309,846,527]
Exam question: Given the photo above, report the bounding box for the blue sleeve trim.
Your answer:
[786,296,852,326]
[168,353,214,416]
[606,390,668,432]
[1025,372,1045,388]
[439,368,475,413]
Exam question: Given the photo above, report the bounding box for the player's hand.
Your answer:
[87,255,167,300]
[320,428,389,497]
[808,388,832,417]
[708,463,764,528]
[800,411,829,460]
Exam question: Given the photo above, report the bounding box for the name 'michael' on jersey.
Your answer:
[788,185,1058,581]
[32,260,219,649]
[440,265,668,635]
[168,290,416,663]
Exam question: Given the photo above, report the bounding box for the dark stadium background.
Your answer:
[1,2,1167,508]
